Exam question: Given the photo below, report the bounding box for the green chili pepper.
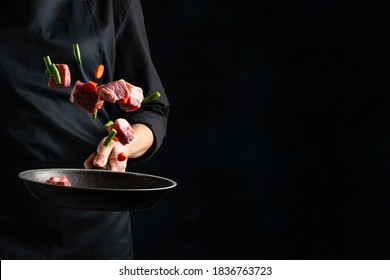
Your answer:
[142,91,161,103]
[103,129,117,147]
[103,120,114,129]
[43,56,61,84]
[48,64,61,85]
[91,108,100,120]
[73,43,82,65]
[43,56,52,72]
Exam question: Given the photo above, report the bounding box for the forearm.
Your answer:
[125,123,154,159]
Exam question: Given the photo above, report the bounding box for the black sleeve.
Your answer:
[113,0,170,165]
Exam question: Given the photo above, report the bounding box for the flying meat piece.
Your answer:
[48,64,71,88]
[117,86,144,112]
[69,80,104,114]
[97,79,143,111]
[105,118,135,145]
[46,175,72,186]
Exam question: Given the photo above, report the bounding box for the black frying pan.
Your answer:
[18,168,177,211]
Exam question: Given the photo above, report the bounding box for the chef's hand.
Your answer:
[84,123,154,172]
[84,140,128,172]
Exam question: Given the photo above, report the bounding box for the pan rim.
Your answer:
[18,168,177,192]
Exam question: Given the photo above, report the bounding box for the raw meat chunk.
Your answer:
[48,64,71,88]
[69,80,104,114]
[97,79,143,111]
[46,175,71,186]
[105,118,135,145]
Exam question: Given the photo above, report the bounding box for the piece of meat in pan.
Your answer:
[46,175,71,186]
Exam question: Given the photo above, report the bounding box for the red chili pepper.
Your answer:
[84,81,97,93]
[94,64,104,79]
[117,152,128,162]
[118,98,128,105]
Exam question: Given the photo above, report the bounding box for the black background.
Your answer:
[130,0,390,259]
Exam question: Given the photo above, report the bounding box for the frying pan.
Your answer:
[18,168,177,211]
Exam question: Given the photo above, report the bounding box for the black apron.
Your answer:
[0,0,133,259]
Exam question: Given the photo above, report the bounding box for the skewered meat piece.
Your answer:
[105,118,135,145]
[97,79,143,112]
[48,64,71,88]
[69,80,104,114]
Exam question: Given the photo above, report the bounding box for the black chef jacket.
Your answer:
[0,0,169,259]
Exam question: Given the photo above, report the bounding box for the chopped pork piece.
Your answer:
[117,84,144,112]
[106,118,135,145]
[97,79,143,111]
[69,80,104,114]
[96,79,129,102]
[46,175,71,186]
[48,64,71,88]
